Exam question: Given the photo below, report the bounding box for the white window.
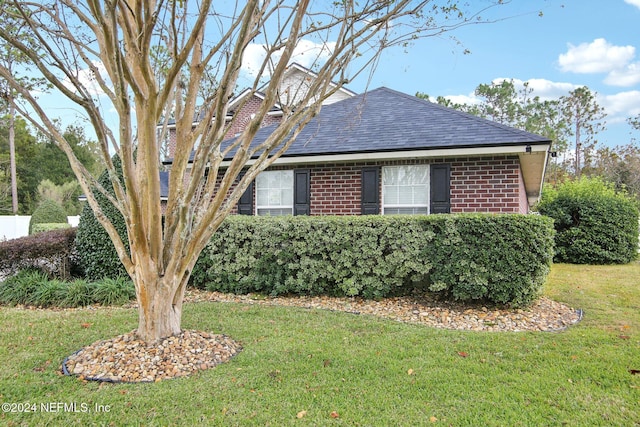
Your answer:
[256,170,294,215]
[382,165,429,214]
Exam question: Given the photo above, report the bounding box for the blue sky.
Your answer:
[347,0,640,148]
[35,0,639,149]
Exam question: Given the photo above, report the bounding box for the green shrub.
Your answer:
[75,156,129,280]
[31,223,71,234]
[92,277,135,306]
[29,199,68,235]
[62,279,97,307]
[537,177,639,264]
[426,215,555,306]
[0,273,134,308]
[0,269,50,306]
[192,214,554,307]
[32,279,68,307]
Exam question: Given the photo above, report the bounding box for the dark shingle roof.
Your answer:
[163,87,551,165]
[227,87,551,159]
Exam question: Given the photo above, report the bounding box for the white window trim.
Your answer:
[381,165,430,215]
[255,170,294,216]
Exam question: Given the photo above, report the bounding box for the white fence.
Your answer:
[0,215,80,241]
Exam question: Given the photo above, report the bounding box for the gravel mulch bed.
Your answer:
[183,289,582,332]
[62,290,581,383]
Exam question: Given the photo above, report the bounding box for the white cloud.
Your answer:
[242,39,336,78]
[558,38,635,74]
[603,62,640,87]
[599,90,640,122]
[624,0,640,9]
[442,93,480,105]
[62,60,111,98]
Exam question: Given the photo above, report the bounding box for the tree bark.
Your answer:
[134,269,186,343]
[9,94,18,214]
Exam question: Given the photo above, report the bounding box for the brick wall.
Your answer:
[309,163,364,215]
[264,155,527,215]
[224,95,282,140]
[447,156,527,214]
[165,94,282,160]
[165,155,529,215]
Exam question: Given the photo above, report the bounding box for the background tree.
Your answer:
[0,0,509,344]
[560,86,606,178]
[0,115,40,213]
[36,125,102,185]
[418,80,571,183]
[586,143,640,201]
[0,3,49,214]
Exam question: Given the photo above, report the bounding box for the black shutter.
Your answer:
[430,164,451,214]
[293,169,310,215]
[237,172,254,215]
[361,167,380,215]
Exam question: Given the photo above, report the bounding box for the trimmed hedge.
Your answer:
[29,199,68,235]
[192,214,555,307]
[0,228,77,280]
[537,177,639,264]
[32,223,72,234]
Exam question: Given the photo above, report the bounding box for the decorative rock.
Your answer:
[64,330,242,383]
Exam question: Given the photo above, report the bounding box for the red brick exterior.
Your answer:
[224,95,282,140]
[234,155,529,215]
[447,156,527,214]
[165,94,282,160]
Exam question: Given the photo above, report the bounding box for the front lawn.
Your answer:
[0,263,638,426]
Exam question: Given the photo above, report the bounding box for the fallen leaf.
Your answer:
[629,369,640,375]
[296,410,307,419]
[323,359,331,367]
[430,416,438,423]
[407,369,415,376]
[119,390,128,395]
[330,411,339,418]
[457,351,469,358]
[81,323,91,329]
[619,335,630,340]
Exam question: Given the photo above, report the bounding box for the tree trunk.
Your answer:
[134,271,186,344]
[9,95,18,214]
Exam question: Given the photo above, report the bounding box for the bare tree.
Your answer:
[0,0,507,343]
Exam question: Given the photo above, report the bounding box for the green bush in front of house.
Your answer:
[75,156,130,281]
[192,214,555,307]
[537,177,639,264]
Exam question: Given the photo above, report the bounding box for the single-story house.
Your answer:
[164,86,551,216]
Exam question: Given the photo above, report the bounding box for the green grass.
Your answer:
[1,263,639,426]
